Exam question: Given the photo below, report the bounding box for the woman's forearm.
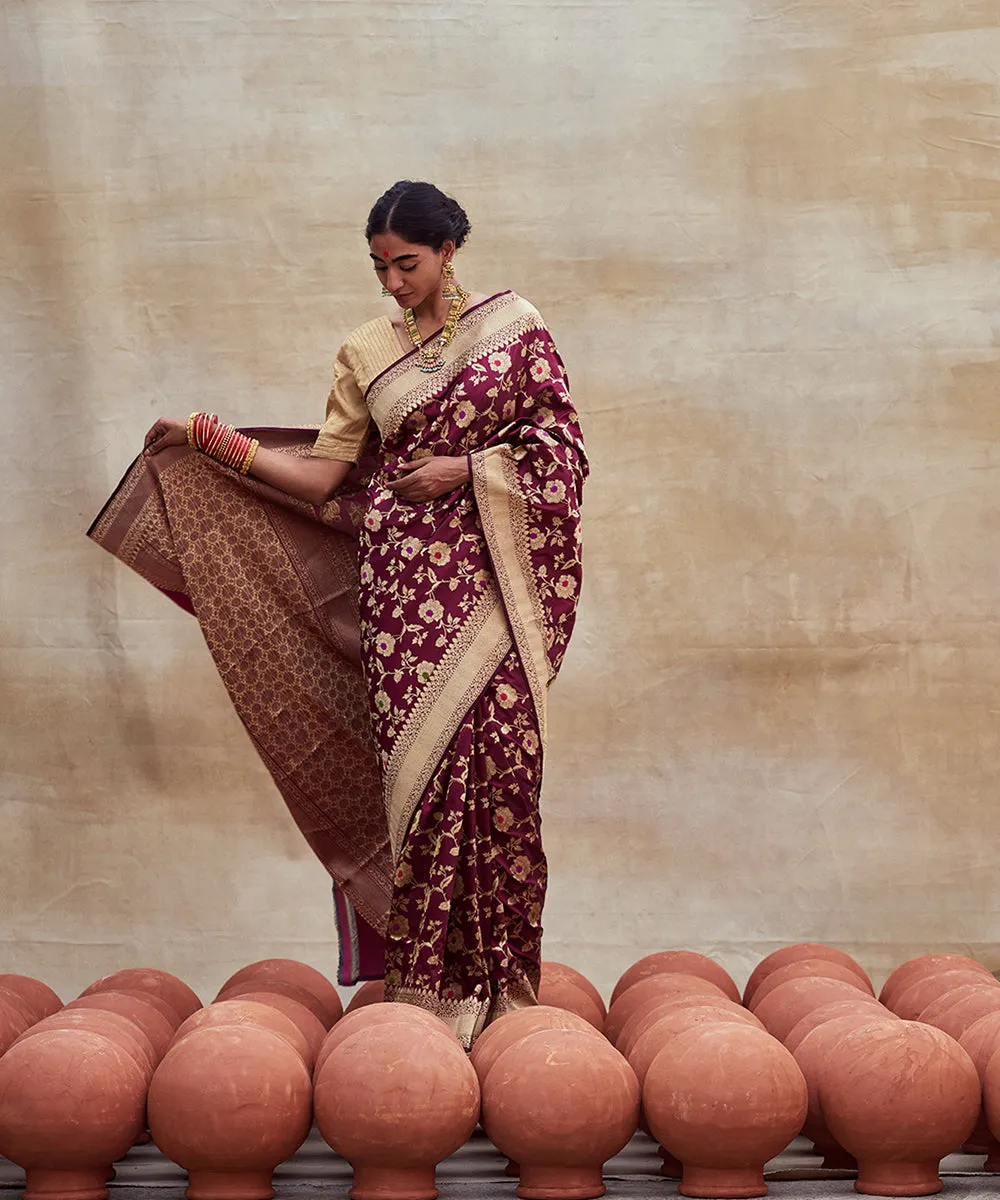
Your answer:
[248,446,352,505]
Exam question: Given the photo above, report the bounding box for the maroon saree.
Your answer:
[89,290,587,1046]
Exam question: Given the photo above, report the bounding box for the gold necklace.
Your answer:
[403,285,469,373]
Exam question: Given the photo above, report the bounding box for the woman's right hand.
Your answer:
[144,417,188,455]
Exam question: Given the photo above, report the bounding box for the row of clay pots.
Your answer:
[0,959,349,1200]
[739,946,991,1195]
[599,955,802,1197]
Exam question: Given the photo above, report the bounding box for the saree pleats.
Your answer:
[384,647,545,1046]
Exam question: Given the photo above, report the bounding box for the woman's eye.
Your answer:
[401,265,417,273]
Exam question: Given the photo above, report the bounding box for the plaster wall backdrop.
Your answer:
[2,0,999,1004]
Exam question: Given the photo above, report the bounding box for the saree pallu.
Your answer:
[88,290,587,1045]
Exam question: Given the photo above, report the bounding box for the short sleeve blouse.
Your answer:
[311,316,402,462]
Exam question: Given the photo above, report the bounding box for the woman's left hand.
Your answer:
[386,456,470,502]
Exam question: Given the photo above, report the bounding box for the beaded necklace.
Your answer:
[403,284,470,373]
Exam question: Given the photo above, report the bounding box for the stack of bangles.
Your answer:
[187,412,259,475]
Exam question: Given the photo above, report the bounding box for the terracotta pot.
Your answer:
[315,1001,460,1081]
[604,975,727,1045]
[541,962,607,1019]
[0,986,37,1030]
[66,992,176,1062]
[959,1012,1000,1169]
[629,1007,764,1091]
[749,959,874,1012]
[618,996,760,1060]
[536,978,604,1029]
[610,952,740,1008]
[0,1029,147,1200]
[743,945,870,1008]
[792,1013,899,1168]
[823,1020,979,1195]
[345,979,385,1013]
[915,983,1000,1042]
[644,1023,807,1198]
[148,1025,312,1200]
[785,999,898,1054]
[223,991,326,1062]
[889,969,1000,1021]
[754,977,883,1044]
[173,1000,312,1068]
[879,955,993,1009]
[315,1022,479,1200]
[13,1010,156,1081]
[482,1027,639,1199]
[628,1006,761,1163]
[0,976,62,1023]
[79,969,202,1026]
[471,1006,601,1087]
[0,999,31,1057]
[216,977,331,1030]
[215,960,342,1028]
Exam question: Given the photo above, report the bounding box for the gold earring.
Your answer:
[442,260,460,299]
[381,286,391,296]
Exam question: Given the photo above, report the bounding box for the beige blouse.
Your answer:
[311,316,402,462]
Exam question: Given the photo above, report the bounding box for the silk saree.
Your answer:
[88,290,587,1046]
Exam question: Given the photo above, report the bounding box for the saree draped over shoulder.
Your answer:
[88,290,587,1047]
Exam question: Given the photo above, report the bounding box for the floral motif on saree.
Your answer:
[359,291,587,1043]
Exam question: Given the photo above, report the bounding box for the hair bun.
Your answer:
[444,197,472,248]
[366,182,472,252]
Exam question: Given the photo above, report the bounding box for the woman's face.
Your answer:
[369,231,454,310]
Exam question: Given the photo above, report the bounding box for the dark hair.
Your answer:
[365,181,471,251]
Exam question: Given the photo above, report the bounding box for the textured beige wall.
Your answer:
[2,0,999,1005]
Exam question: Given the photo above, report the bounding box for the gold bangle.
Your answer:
[186,413,198,448]
[240,438,259,475]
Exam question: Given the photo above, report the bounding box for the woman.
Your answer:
[89,181,588,1046]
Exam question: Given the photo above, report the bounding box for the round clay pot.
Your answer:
[743,945,870,1008]
[216,977,331,1030]
[482,1027,639,1199]
[0,976,62,1023]
[148,1025,312,1200]
[67,991,176,1061]
[315,1001,460,1081]
[79,969,202,1026]
[541,962,607,1019]
[471,1006,602,1087]
[315,1022,480,1200]
[345,979,385,1013]
[959,1012,1000,1167]
[879,955,993,1009]
[822,1020,979,1196]
[785,999,898,1054]
[618,996,761,1060]
[644,1023,807,1198]
[13,1010,156,1080]
[0,1029,147,1200]
[629,1007,765,1090]
[605,975,727,1045]
[754,977,883,1044]
[0,999,31,1057]
[917,983,1000,1043]
[889,969,1000,1021]
[0,986,37,1029]
[792,1012,900,1169]
[173,1000,312,1068]
[215,960,343,1028]
[224,990,326,1063]
[749,958,874,1012]
[537,978,604,1029]
[611,952,740,1008]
